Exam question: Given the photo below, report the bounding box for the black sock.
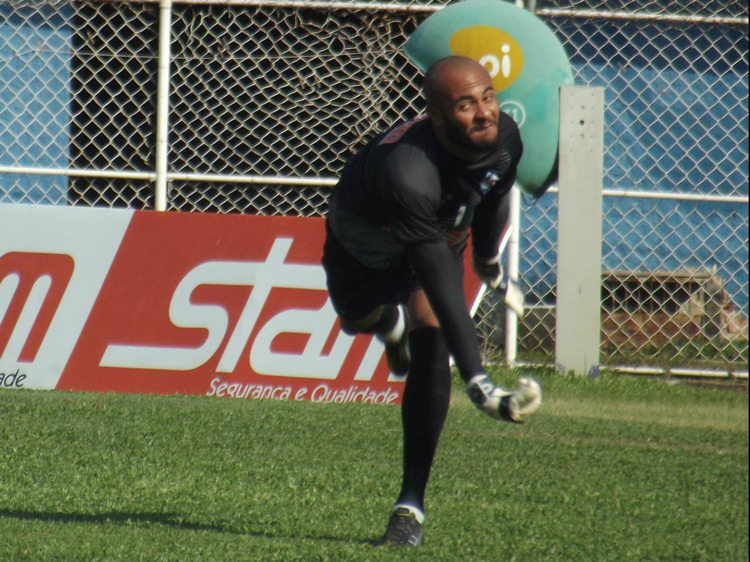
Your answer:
[396,326,452,514]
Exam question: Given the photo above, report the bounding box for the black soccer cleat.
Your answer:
[374,506,425,547]
[381,305,410,377]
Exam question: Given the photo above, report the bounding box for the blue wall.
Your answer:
[522,20,748,313]
[0,4,71,204]
[524,196,749,313]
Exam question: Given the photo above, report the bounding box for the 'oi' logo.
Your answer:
[449,26,524,93]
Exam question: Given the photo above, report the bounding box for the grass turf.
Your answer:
[1,370,747,561]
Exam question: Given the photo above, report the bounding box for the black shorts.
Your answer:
[321,221,419,321]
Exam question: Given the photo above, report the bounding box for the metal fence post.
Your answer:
[155,0,173,211]
[505,185,521,365]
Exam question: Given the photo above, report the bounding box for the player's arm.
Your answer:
[468,168,526,318]
[470,168,514,261]
[470,173,514,289]
[405,239,484,380]
[471,114,523,269]
[407,238,540,423]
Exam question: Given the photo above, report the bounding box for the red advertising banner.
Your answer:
[0,204,483,403]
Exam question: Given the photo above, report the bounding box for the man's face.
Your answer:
[431,67,500,154]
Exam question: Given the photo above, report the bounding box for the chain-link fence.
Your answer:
[1,0,747,375]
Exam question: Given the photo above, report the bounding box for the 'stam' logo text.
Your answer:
[0,252,75,364]
[99,238,375,380]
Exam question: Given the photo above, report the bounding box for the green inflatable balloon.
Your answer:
[404,0,574,197]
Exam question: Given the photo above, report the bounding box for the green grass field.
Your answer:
[1,370,747,561]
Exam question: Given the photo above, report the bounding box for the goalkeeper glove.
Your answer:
[473,253,504,290]
[466,374,542,423]
[473,253,525,320]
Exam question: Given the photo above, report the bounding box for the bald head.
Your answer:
[423,56,492,109]
[421,56,500,158]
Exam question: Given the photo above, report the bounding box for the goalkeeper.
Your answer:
[321,56,542,547]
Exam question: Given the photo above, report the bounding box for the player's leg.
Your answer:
[377,290,448,547]
[338,305,410,376]
[321,221,412,376]
[397,290,448,516]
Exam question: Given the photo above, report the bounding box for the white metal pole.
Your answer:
[155,0,173,211]
[505,184,521,366]
[503,0,533,367]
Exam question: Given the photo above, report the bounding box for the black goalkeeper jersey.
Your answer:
[326,112,523,380]
[328,112,522,268]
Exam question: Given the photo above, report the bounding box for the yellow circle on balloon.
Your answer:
[449,26,524,93]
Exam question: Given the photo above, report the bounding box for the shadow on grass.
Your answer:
[0,508,369,545]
